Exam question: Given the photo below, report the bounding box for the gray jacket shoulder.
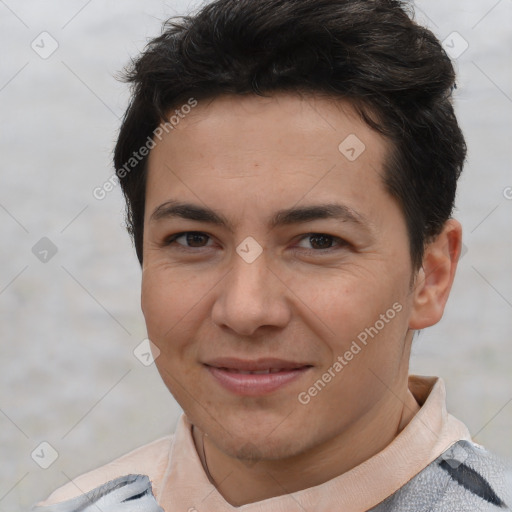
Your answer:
[30,474,164,512]
[370,440,512,512]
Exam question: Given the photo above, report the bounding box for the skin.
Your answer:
[141,92,462,506]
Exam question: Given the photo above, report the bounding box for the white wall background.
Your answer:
[0,1,510,510]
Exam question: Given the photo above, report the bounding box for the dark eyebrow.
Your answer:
[149,200,372,232]
[150,200,232,230]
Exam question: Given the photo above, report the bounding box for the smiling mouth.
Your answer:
[219,367,303,374]
[203,360,313,395]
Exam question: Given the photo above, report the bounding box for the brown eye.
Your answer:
[296,233,347,251]
[184,232,210,247]
[164,231,213,249]
[308,234,335,249]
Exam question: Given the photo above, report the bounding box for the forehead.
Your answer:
[144,92,392,226]
[156,92,386,163]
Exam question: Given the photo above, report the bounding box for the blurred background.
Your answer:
[0,0,511,510]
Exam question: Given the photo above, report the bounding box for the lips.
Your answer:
[204,358,312,395]
[222,368,285,374]
[204,357,311,372]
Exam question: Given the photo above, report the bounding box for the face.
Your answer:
[141,92,419,461]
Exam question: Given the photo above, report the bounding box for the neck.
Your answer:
[192,387,420,506]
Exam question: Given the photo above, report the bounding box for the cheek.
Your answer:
[286,265,402,337]
[141,268,208,396]
[289,269,411,381]
[141,270,169,336]
[141,265,204,340]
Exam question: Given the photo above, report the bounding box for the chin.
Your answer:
[223,431,310,462]
[183,394,324,460]
[204,412,314,462]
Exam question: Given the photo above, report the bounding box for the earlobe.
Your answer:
[408,219,462,330]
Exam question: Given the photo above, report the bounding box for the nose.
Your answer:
[210,248,291,336]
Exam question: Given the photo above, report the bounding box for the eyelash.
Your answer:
[162,231,350,254]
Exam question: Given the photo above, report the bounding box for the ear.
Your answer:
[408,219,462,330]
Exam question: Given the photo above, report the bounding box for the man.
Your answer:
[32,0,511,510]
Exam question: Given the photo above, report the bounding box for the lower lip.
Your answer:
[206,366,311,396]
